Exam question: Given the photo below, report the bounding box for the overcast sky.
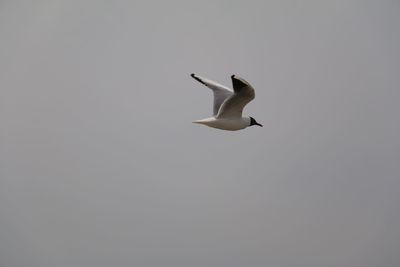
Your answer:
[1,1,400,267]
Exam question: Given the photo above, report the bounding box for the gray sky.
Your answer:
[1,1,400,266]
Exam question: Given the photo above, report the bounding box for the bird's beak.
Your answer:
[256,122,263,127]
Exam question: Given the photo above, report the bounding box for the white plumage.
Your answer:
[191,74,262,131]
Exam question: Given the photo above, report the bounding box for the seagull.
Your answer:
[190,73,262,131]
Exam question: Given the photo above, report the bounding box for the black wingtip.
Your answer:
[190,73,207,85]
[231,74,248,90]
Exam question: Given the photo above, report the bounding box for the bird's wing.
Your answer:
[216,75,255,118]
[191,73,233,115]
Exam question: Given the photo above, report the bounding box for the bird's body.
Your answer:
[193,117,251,131]
[190,73,262,131]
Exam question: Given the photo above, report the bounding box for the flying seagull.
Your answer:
[190,73,262,131]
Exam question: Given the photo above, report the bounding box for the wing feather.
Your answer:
[191,74,233,115]
[216,75,255,118]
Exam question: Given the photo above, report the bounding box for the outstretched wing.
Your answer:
[216,75,255,118]
[190,73,233,115]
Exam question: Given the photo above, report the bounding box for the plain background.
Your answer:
[1,1,399,266]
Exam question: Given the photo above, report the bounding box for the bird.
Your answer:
[190,73,262,131]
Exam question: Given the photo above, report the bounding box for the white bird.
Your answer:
[190,73,262,131]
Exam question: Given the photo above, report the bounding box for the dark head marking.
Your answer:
[250,117,263,127]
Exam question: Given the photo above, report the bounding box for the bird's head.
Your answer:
[249,117,263,127]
